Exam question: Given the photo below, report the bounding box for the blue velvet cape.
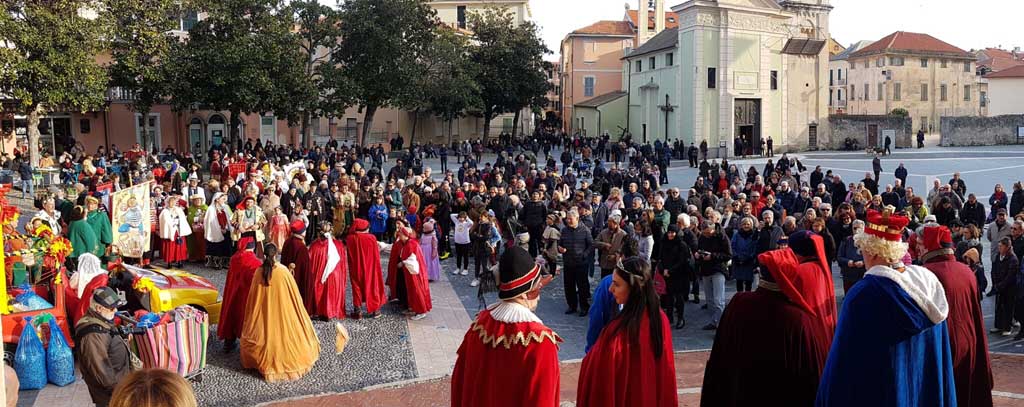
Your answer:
[816,274,958,406]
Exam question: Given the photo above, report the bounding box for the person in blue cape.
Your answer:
[816,207,957,406]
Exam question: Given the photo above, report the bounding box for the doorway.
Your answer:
[733,99,761,157]
[208,114,225,147]
[867,124,879,147]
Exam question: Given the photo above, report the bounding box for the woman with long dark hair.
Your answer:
[240,243,320,382]
[576,257,677,407]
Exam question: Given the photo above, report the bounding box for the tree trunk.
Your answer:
[27,104,44,167]
[482,107,493,143]
[448,117,453,147]
[409,109,420,148]
[360,104,378,148]
[511,108,521,142]
[301,110,310,148]
[140,107,151,152]
[229,109,241,150]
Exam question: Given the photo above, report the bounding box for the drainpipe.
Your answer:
[597,108,602,137]
[103,107,110,150]
[626,60,632,135]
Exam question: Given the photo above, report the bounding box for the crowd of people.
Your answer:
[18,131,1023,406]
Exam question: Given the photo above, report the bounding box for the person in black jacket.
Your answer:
[558,210,593,316]
[962,194,987,229]
[989,238,1018,336]
[1010,182,1024,218]
[522,191,548,257]
[658,225,693,329]
[696,221,732,331]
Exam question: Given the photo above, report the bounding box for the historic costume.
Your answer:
[419,219,442,282]
[240,261,320,382]
[85,196,113,261]
[919,224,994,407]
[451,247,561,407]
[701,236,835,406]
[267,209,290,252]
[158,193,192,266]
[386,225,433,317]
[816,208,957,406]
[218,238,262,351]
[306,223,347,319]
[346,219,385,318]
[186,195,208,263]
[68,208,101,261]
[231,196,267,255]
[65,253,109,326]
[204,193,233,268]
[281,220,311,302]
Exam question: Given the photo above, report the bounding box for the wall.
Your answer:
[940,115,1024,146]
[828,114,912,149]
[626,47,680,143]
[987,77,1024,116]
[561,35,632,133]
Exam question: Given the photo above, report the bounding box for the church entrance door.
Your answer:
[734,99,761,157]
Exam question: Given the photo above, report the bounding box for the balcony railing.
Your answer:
[830,79,847,86]
[835,99,847,107]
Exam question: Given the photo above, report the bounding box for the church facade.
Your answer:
[625,0,833,157]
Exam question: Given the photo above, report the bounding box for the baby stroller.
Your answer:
[573,157,593,179]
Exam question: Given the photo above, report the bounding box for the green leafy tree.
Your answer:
[0,0,108,166]
[166,0,305,148]
[106,0,184,152]
[890,108,909,117]
[333,0,438,147]
[405,28,480,147]
[469,9,550,141]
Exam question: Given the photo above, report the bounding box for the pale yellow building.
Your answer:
[430,0,530,31]
[845,31,981,132]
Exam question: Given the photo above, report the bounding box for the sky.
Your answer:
[529,0,1024,60]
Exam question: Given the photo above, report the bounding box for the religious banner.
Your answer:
[95,182,114,219]
[111,181,152,259]
[283,161,305,182]
[227,162,247,181]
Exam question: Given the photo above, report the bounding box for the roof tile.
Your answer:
[850,31,972,58]
[626,10,680,30]
[984,64,1024,78]
[571,20,634,36]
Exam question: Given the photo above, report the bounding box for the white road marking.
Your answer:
[993,391,1024,400]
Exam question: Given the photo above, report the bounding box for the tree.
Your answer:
[166,0,305,149]
[282,0,350,148]
[0,0,108,166]
[106,0,183,152]
[406,28,480,147]
[333,0,438,147]
[890,108,909,117]
[469,9,550,142]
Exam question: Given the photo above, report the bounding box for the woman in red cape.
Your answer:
[577,257,677,407]
[307,222,347,320]
[387,222,432,318]
[218,238,263,350]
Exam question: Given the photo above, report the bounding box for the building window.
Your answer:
[584,76,595,97]
[666,52,673,66]
[876,58,885,67]
[981,91,987,107]
[838,68,842,80]
[829,89,833,106]
[636,60,642,73]
[457,6,467,29]
[894,57,905,66]
[940,84,947,101]
[863,82,869,100]
[583,40,597,63]
[770,70,778,90]
[850,61,855,70]
[180,11,198,31]
[708,67,717,89]
[893,82,901,101]
[838,88,843,101]
[849,85,855,100]
[878,83,884,101]
[921,83,928,101]
[863,60,869,69]
[940,59,948,68]
[135,113,161,150]
[649,56,656,70]
[79,119,90,134]
[920,58,928,68]
[963,62,971,72]
[964,85,971,101]
[829,69,833,85]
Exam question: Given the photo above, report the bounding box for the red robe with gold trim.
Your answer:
[577,311,677,407]
[346,231,385,313]
[386,238,432,314]
[451,306,561,407]
[307,236,347,319]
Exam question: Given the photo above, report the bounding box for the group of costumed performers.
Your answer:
[158,190,192,268]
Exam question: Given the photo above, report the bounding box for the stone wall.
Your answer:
[828,115,913,149]
[940,115,1024,146]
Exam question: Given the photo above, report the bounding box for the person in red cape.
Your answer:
[918,224,994,407]
[780,230,838,331]
[218,237,262,352]
[700,232,835,406]
[281,220,311,302]
[451,246,561,407]
[577,256,677,407]
[346,218,385,319]
[386,221,432,319]
[306,221,347,320]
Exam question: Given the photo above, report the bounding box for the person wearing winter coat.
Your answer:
[729,217,758,292]
[368,196,389,240]
[658,225,693,329]
[837,220,866,293]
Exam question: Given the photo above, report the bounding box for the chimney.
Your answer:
[638,0,649,46]
[654,0,666,34]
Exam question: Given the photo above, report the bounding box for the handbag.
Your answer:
[653,270,667,296]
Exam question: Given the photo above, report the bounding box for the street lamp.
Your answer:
[659,94,674,143]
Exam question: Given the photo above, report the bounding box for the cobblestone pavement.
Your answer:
[268,350,1024,407]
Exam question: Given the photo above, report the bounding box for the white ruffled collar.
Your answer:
[488,301,542,324]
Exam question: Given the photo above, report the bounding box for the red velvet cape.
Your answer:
[757,236,838,332]
[218,250,262,340]
[307,237,347,319]
[281,236,311,302]
[577,311,677,407]
[346,231,385,313]
[701,288,833,406]
[451,309,561,407]
[923,255,994,407]
[386,238,432,314]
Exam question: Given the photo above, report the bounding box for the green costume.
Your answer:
[86,210,113,256]
[68,219,101,259]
